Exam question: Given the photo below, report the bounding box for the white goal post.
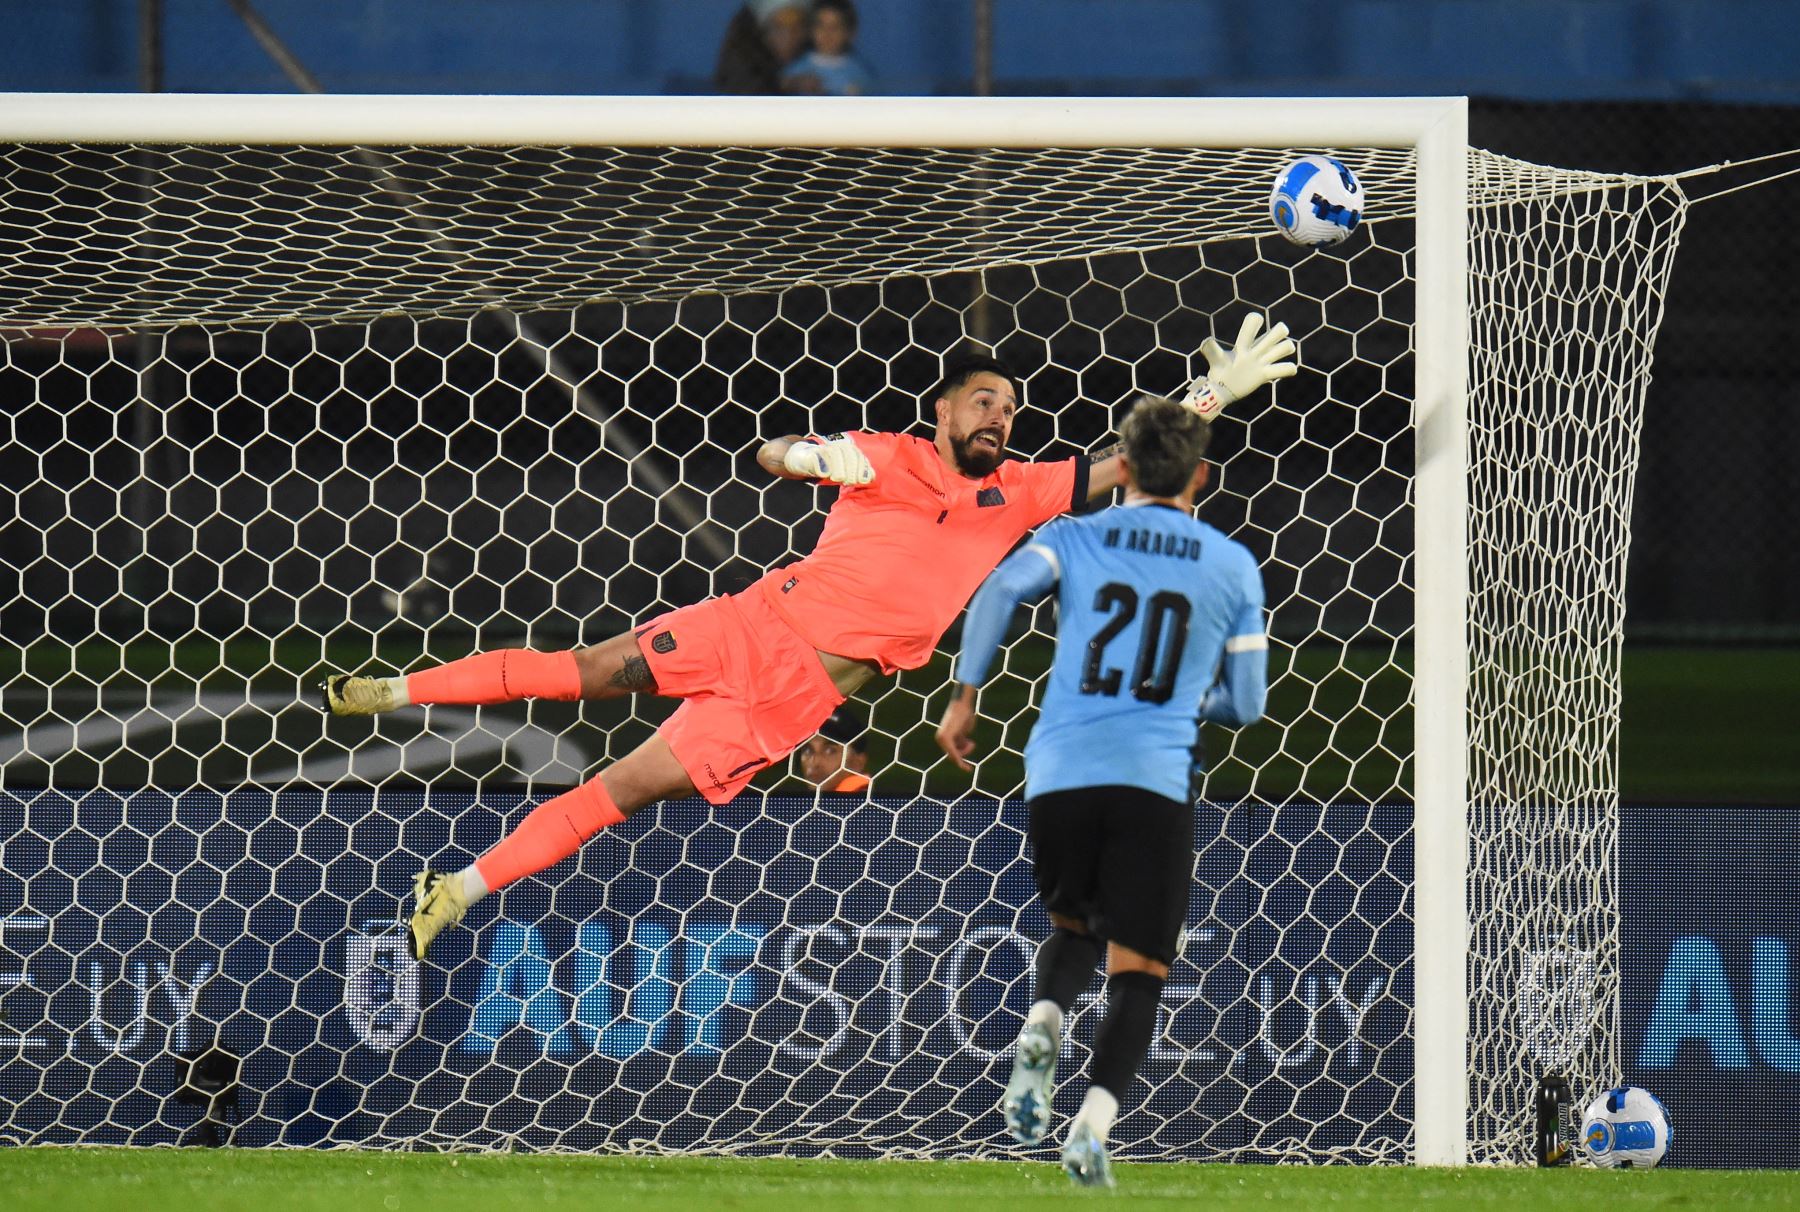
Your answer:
[0,93,1682,1167]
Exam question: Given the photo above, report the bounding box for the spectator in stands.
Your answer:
[799,705,872,795]
[715,0,811,95]
[783,0,873,96]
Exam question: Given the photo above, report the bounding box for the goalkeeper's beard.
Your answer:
[948,427,1006,476]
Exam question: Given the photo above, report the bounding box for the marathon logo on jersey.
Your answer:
[906,468,946,499]
[1104,526,1203,561]
[782,576,798,594]
[651,631,677,655]
[976,487,1006,507]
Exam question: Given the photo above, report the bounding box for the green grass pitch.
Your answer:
[3,1149,1798,1212]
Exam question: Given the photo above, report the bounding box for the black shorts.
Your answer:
[1027,785,1194,965]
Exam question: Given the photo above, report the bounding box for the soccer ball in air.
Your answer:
[1269,154,1365,247]
[1579,1086,1672,1169]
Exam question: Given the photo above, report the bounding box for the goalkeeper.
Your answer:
[320,315,1292,964]
[935,394,1269,1188]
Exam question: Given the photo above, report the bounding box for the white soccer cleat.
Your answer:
[408,870,471,962]
[1002,1021,1059,1146]
[1061,1119,1115,1188]
[321,673,398,717]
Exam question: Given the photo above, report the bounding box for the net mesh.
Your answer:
[1465,168,1686,1163]
[0,137,1684,1161]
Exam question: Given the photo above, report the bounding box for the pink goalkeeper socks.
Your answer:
[405,649,582,706]
[473,777,626,891]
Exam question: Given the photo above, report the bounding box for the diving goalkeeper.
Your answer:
[320,315,1293,964]
[936,395,1269,1187]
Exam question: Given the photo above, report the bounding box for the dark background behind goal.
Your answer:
[1474,100,1800,647]
[1474,100,1800,808]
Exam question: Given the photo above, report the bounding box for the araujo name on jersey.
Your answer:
[1103,526,1203,561]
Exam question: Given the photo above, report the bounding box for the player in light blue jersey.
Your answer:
[937,395,1268,1186]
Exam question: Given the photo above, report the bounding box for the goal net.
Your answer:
[0,98,1685,1164]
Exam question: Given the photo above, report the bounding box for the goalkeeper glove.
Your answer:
[1181,312,1297,420]
[782,436,876,486]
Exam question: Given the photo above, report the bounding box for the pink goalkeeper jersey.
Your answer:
[756,431,1085,673]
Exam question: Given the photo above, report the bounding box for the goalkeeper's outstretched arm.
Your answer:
[1081,311,1297,503]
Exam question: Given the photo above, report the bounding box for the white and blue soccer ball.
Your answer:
[1269,154,1365,247]
[1580,1086,1672,1169]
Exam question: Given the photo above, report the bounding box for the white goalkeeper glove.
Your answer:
[782,436,876,486]
[1181,312,1297,420]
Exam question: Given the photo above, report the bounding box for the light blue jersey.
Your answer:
[954,501,1267,803]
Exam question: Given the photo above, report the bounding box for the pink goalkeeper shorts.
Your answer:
[635,587,846,805]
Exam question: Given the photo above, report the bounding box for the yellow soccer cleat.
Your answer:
[320,673,397,716]
[408,870,471,962]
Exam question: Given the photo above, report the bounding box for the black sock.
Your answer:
[1089,970,1165,1101]
[1034,926,1103,1012]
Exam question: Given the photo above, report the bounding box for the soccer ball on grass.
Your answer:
[1269,154,1364,247]
[1579,1085,1672,1169]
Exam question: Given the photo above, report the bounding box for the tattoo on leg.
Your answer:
[608,654,655,692]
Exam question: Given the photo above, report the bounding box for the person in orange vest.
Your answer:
[799,705,871,795]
